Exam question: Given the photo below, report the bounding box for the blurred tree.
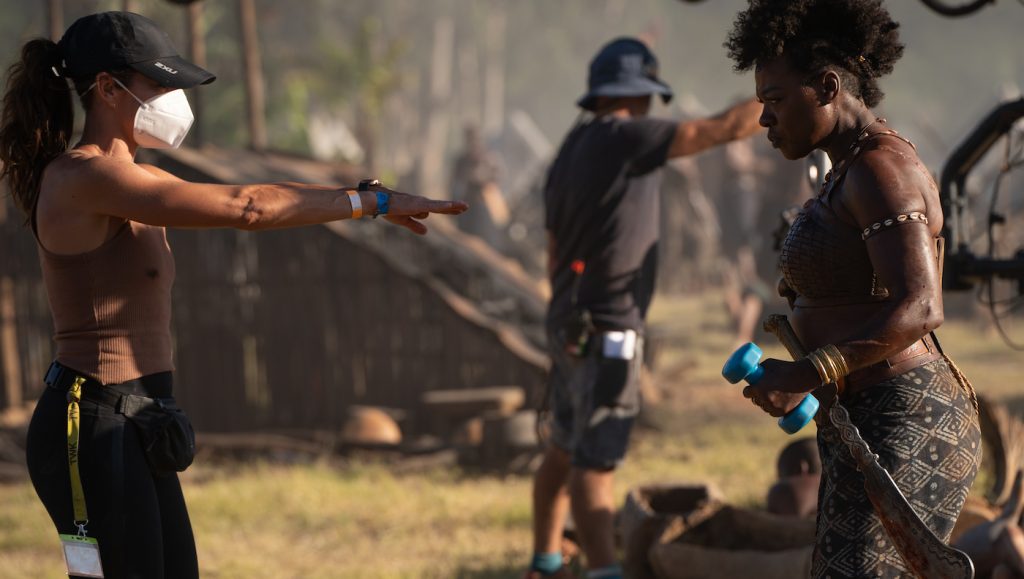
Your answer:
[0,0,1019,176]
[238,0,266,150]
[46,0,62,41]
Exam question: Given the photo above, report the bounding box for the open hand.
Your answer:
[370,184,468,235]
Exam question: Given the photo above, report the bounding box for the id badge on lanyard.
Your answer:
[59,534,103,578]
[63,375,105,577]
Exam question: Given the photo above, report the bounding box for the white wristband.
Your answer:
[347,190,363,219]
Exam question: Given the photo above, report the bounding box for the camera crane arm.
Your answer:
[939,97,1024,292]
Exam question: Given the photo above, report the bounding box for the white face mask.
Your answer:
[113,78,194,149]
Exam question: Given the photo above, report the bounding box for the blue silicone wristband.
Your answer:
[375,191,390,216]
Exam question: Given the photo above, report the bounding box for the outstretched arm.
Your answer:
[61,154,466,235]
[667,98,763,159]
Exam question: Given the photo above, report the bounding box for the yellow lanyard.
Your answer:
[66,376,89,535]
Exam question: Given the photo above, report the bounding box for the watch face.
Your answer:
[358,179,381,191]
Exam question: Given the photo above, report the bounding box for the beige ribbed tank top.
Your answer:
[37,220,175,385]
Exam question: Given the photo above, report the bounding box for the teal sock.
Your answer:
[531,552,563,574]
[586,564,623,579]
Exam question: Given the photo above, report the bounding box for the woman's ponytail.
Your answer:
[0,39,74,222]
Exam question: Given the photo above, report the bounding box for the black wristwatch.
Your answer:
[357,179,381,192]
[358,179,390,218]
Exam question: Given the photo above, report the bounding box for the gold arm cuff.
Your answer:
[808,345,849,384]
[807,350,832,385]
[822,344,850,378]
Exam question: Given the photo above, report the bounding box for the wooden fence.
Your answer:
[0,147,548,435]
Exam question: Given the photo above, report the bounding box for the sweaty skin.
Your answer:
[741,57,945,416]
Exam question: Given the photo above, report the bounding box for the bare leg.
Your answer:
[533,446,572,555]
[732,246,764,347]
[734,292,764,347]
[569,467,618,569]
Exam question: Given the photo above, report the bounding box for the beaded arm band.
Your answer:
[861,212,929,240]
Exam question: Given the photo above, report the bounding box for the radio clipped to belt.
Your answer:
[563,259,595,356]
[61,375,105,578]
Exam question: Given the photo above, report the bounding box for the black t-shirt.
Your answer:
[544,115,678,332]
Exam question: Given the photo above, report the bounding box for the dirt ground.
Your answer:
[0,292,1020,578]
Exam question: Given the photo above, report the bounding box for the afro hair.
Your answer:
[725,0,904,107]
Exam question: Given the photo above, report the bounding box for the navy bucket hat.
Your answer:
[576,37,673,110]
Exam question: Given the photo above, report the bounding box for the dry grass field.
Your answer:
[0,293,1020,578]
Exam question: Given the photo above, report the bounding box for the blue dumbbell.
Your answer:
[722,343,819,434]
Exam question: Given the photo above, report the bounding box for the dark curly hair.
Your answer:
[0,38,132,222]
[725,0,904,108]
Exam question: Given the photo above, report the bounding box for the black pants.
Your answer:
[25,372,198,579]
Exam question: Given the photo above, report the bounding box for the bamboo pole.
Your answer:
[0,278,23,411]
[186,2,207,146]
[417,16,454,199]
[482,2,506,138]
[457,38,482,129]
[47,0,63,42]
[238,0,267,151]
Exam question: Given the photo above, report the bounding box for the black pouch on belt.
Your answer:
[120,395,196,476]
[563,307,595,357]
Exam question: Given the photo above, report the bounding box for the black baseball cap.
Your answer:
[57,11,215,89]
[577,37,673,110]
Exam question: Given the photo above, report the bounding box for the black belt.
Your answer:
[44,361,173,408]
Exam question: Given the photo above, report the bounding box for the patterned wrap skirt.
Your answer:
[811,358,982,578]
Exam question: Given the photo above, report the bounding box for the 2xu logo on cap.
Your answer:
[154,62,178,75]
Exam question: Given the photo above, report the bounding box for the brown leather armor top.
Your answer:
[778,127,958,398]
[779,129,927,307]
[779,196,886,305]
